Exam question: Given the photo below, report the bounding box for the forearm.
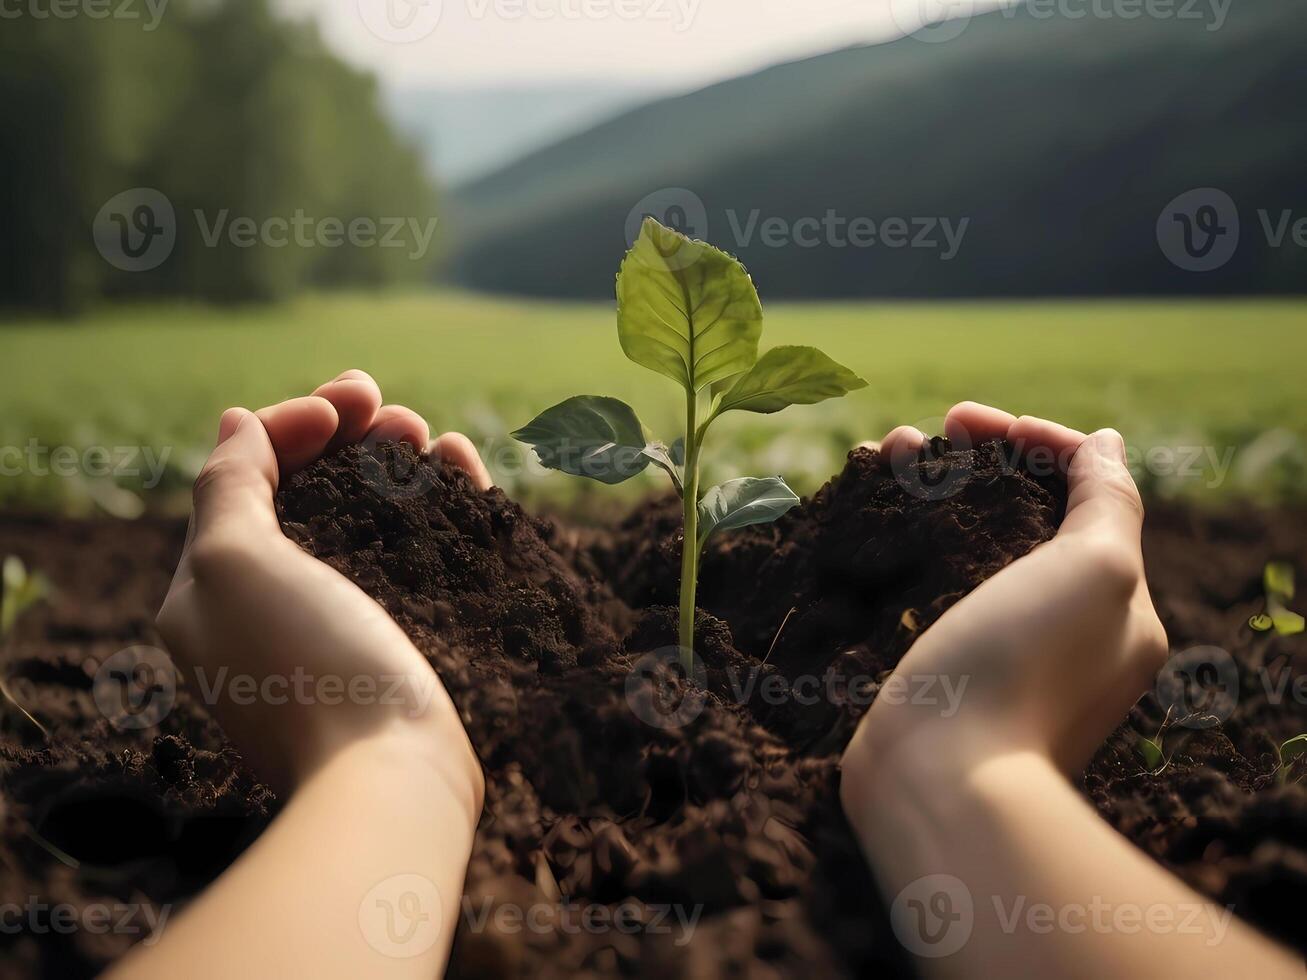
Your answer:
[843,743,1303,977]
[106,726,481,980]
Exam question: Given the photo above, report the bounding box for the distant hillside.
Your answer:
[387,83,664,186]
[446,0,1307,298]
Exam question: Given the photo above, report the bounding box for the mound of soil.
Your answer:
[1,441,1305,977]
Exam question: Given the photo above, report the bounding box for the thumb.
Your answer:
[190,408,282,541]
[1059,428,1144,543]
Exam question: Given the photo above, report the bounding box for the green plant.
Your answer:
[513,218,866,668]
[1249,561,1305,636]
[1135,705,1175,774]
[1,555,51,736]
[1278,734,1307,785]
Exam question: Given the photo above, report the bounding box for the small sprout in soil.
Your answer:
[1278,734,1307,786]
[1249,561,1304,636]
[1,556,52,737]
[513,217,866,668]
[1134,704,1175,774]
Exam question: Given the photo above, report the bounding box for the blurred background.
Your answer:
[1,0,1304,514]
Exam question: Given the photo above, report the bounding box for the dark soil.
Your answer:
[2,440,1306,977]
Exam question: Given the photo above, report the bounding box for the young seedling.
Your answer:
[1135,704,1175,774]
[1277,734,1307,785]
[513,217,866,669]
[1,555,52,737]
[1249,561,1304,636]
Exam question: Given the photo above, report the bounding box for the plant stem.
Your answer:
[678,387,701,672]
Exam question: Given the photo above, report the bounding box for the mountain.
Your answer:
[445,0,1307,298]
[386,83,666,187]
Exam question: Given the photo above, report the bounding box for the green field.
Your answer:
[2,292,1305,514]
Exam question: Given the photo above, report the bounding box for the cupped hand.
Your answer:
[157,370,491,800]
[841,402,1168,826]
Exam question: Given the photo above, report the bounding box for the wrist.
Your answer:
[300,719,485,825]
[840,716,1063,875]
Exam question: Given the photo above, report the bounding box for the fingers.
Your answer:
[1006,415,1087,476]
[367,405,430,450]
[430,432,493,491]
[879,424,926,460]
[191,408,282,540]
[945,401,1016,445]
[1058,428,1145,543]
[313,369,383,447]
[255,396,340,475]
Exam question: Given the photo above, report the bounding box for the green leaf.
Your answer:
[697,476,800,544]
[1137,737,1164,770]
[512,396,651,485]
[616,217,762,393]
[640,442,684,495]
[1268,598,1306,636]
[1281,734,1307,766]
[1249,613,1275,632]
[715,345,867,416]
[1,556,50,637]
[1265,561,1295,600]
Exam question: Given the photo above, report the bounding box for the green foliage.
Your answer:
[1278,734,1307,785]
[1250,562,1305,636]
[714,345,868,417]
[697,477,800,545]
[1,556,51,738]
[616,218,763,393]
[0,0,436,312]
[511,396,652,485]
[1136,737,1164,771]
[516,218,864,664]
[1,556,50,637]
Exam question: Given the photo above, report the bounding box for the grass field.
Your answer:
[2,292,1305,513]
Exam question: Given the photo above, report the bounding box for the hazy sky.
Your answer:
[276,0,1006,91]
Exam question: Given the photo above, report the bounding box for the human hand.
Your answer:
[840,402,1168,829]
[156,370,490,802]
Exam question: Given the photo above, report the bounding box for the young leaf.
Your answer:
[512,396,652,485]
[697,476,799,544]
[1265,561,1295,600]
[640,443,684,495]
[617,217,762,393]
[2,556,50,637]
[1281,734,1307,767]
[1249,613,1275,632]
[1268,598,1305,636]
[715,345,867,417]
[1137,736,1164,770]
